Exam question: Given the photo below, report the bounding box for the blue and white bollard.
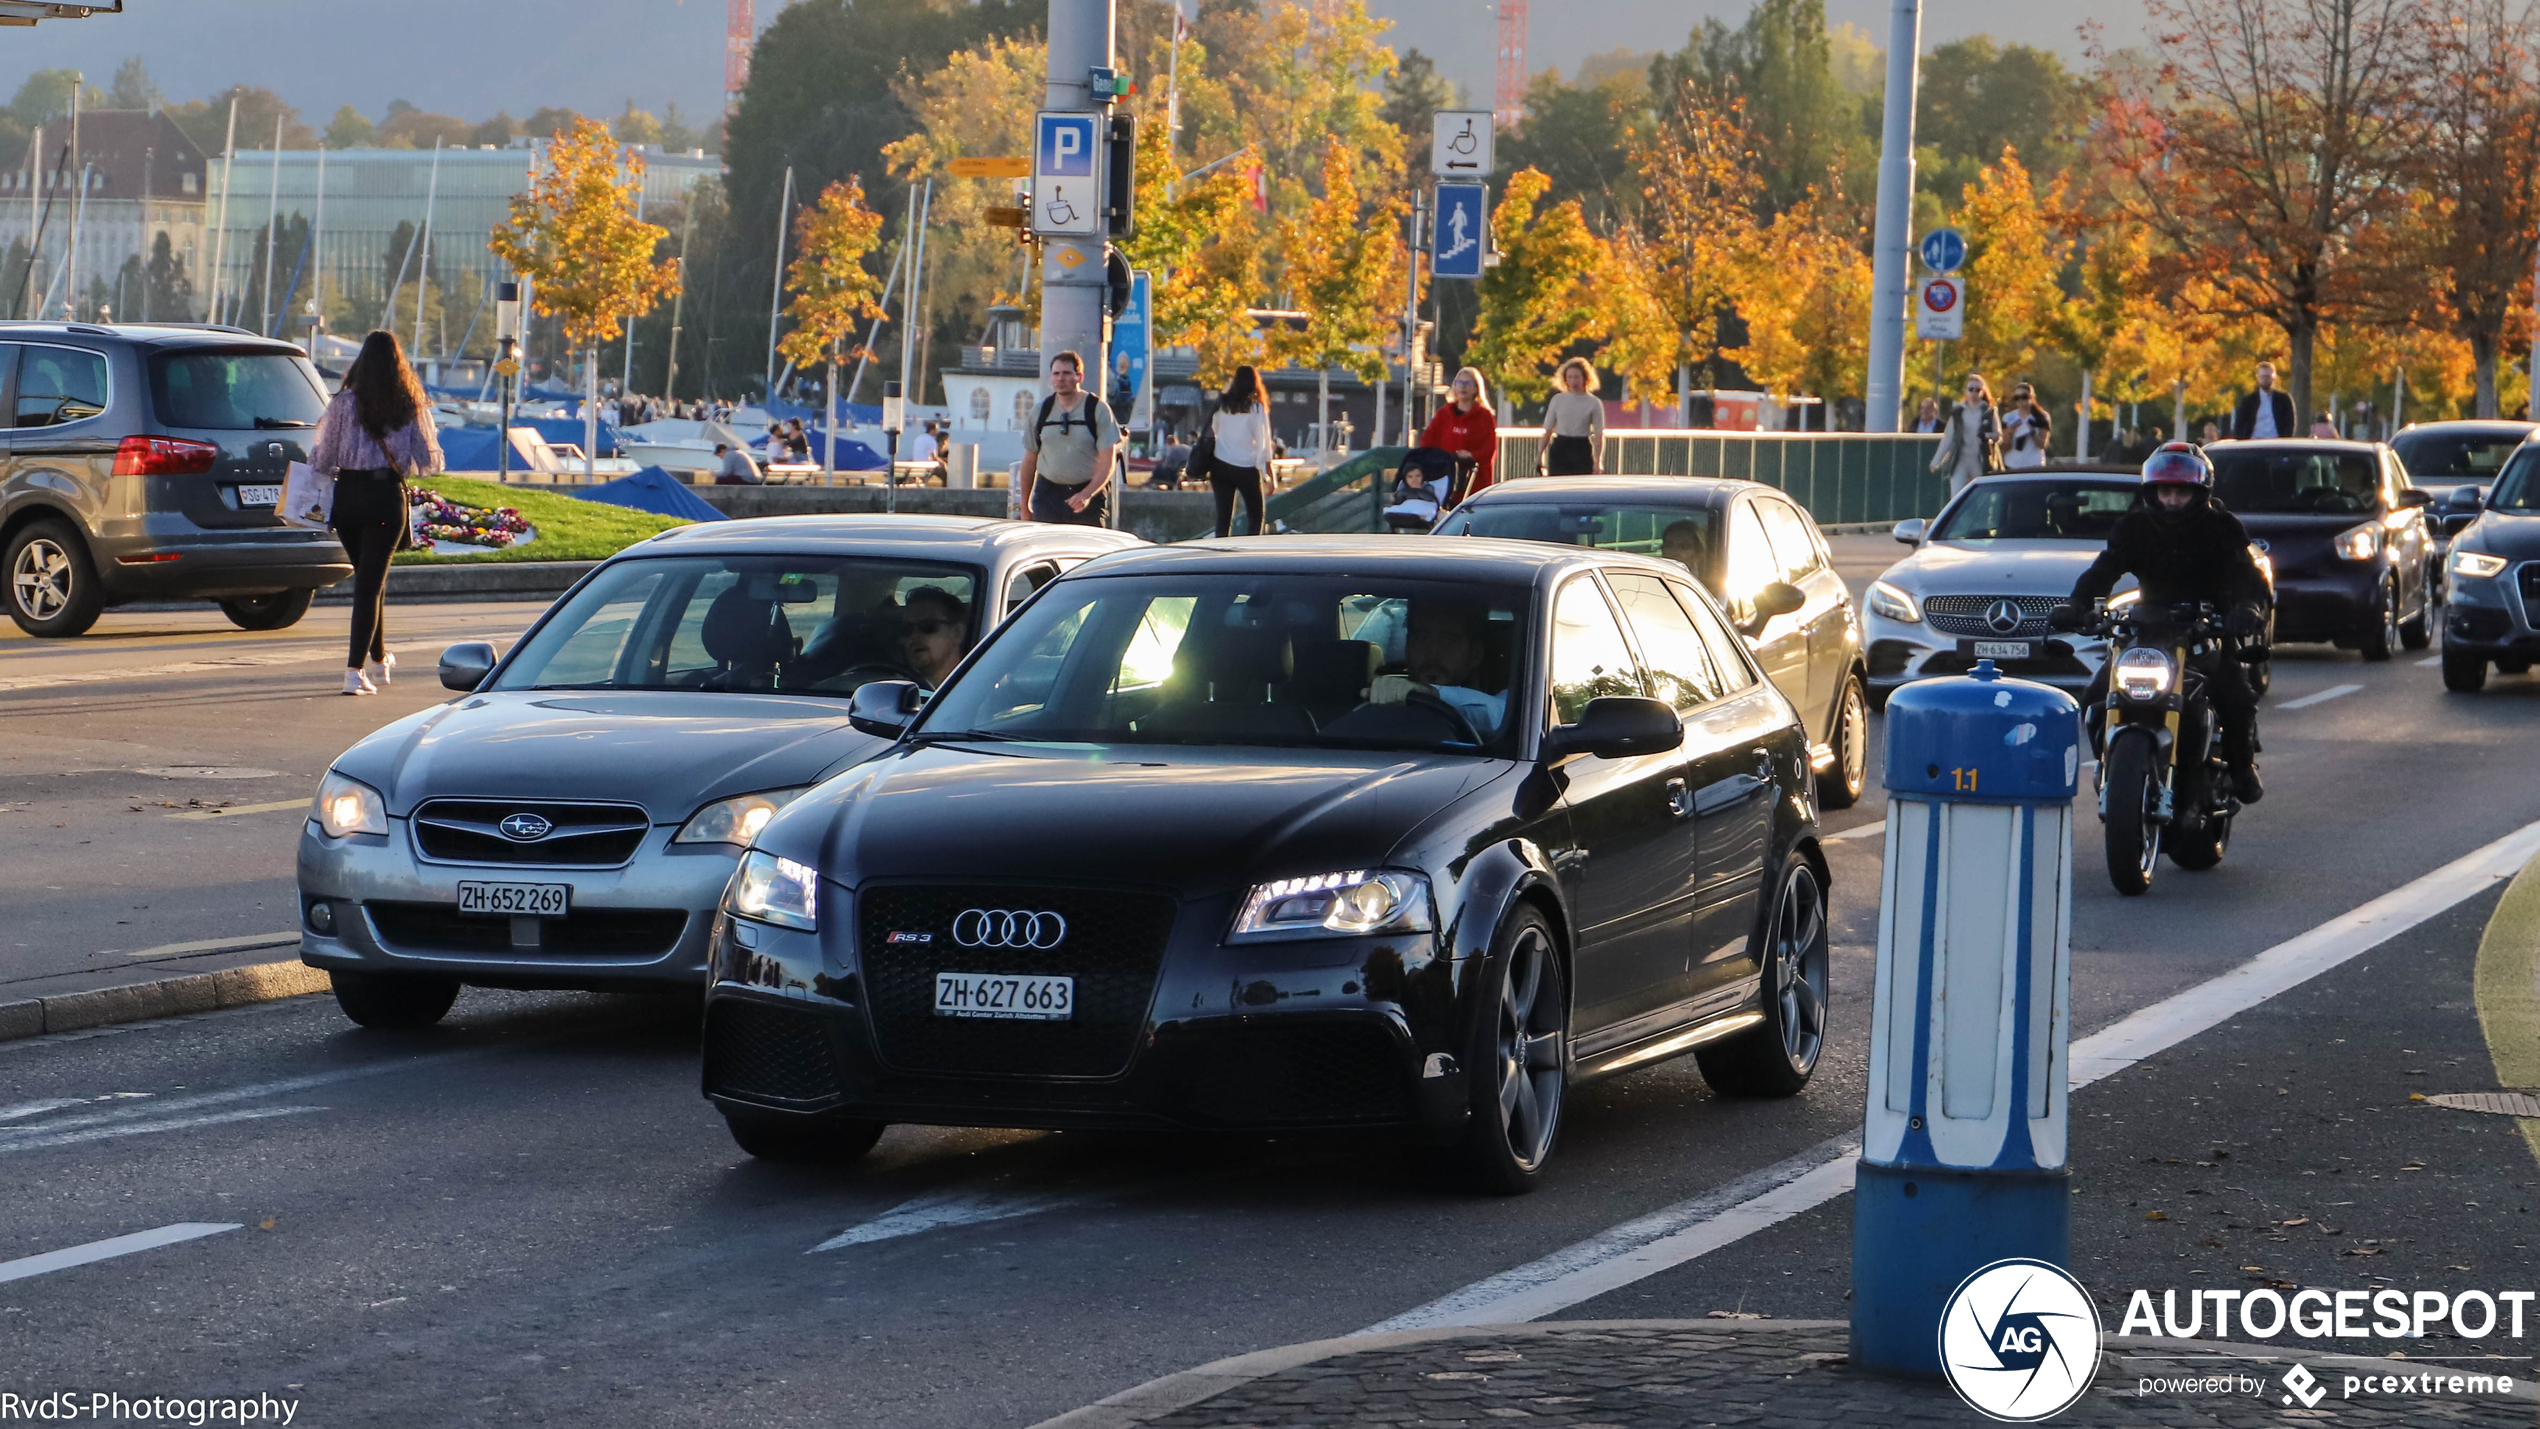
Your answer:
[1850,660,2083,1376]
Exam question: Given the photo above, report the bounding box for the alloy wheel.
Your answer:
[1772,862,1830,1070]
[1837,683,1868,795]
[11,537,70,620]
[1494,924,1564,1171]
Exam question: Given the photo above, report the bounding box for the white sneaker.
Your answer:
[364,653,396,688]
[341,669,377,696]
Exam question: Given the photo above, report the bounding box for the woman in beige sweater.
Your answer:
[1541,357,1604,475]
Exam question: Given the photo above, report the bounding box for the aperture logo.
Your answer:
[1940,1259,2103,1422]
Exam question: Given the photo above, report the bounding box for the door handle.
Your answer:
[1666,777,1693,819]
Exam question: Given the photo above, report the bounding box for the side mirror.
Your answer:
[2451,485,2484,511]
[1893,519,1927,545]
[1754,581,1805,620]
[1545,696,1684,761]
[848,679,923,738]
[2397,487,2433,509]
[438,641,496,692]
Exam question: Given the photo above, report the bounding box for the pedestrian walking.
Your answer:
[1421,367,1499,498]
[2001,382,2053,469]
[1911,397,1943,434]
[2232,361,2295,440]
[1929,374,2002,494]
[1018,351,1120,526]
[1541,358,1605,475]
[2201,420,2223,444]
[309,330,442,697]
[1205,365,1275,537]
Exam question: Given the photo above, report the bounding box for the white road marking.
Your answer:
[0,1222,240,1284]
[2276,683,2364,710]
[0,641,433,694]
[0,1098,84,1122]
[169,799,308,822]
[1822,821,1884,842]
[113,930,302,961]
[0,1105,322,1155]
[1368,812,2540,1331]
[810,1187,1090,1252]
[2418,655,2446,667]
[0,1047,486,1144]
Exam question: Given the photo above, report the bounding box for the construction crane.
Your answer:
[1494,0,1526,130]
[727,0,754,111]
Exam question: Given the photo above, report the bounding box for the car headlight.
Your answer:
[1867,579,1921,623]
[2451,549,2508,579]
[725,850,819,931]
[1231,869,1433,940]
[674,788,806,846]
[2332,522,2382,561]
[313,771,387,837]
[2112,647,2174,700]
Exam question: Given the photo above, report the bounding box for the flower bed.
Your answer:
[410,489,535,549]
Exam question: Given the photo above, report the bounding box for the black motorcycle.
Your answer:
[2070,600,2264,896]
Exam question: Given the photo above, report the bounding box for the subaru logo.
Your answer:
[497,812,554,841]
[1984,598,2026,635]
[952,909,1067,950]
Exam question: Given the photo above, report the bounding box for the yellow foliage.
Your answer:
[1728,195,1869,400]
[1272,142,1403,383]
[487,117,677,352]
[1469,169,1610,409]
[777,178,888,372]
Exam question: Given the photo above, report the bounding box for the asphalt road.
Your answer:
[3,547,2538,1427]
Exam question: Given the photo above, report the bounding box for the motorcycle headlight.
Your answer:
[2332,522,2382,561]
[2112,647,2174,700]
[313,771,387,838]
[725,850,819,931]
[2451,549,2508,580]
[674,787,807,846]
[2107,590,2142,611]
[1867,580,1921,623]
[1231,869,1433,941]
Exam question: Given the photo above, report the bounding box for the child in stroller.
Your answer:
[1385,447,1471,532]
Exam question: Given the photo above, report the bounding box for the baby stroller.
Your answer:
[1384,447,1470,532]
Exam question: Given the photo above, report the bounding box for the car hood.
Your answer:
[329,691,889,821]
[756,741,1517,896]
[2460,509,2540,558]
[1884,541,2132,596]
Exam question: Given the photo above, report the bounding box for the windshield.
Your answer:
[917,573,1534,757]
[2392,429,2528,485]
[2209,448,2382,515]
[2489,447,2540,513]
[1933,480,2140,540]
[491,554,981,696]
[147,349,329,429]
[1437,502,1716,585]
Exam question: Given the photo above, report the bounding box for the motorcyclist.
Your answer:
[2050,442,2271,803]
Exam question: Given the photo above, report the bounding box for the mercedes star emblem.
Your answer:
[1984,598,2026,635]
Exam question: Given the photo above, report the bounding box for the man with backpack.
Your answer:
[1017,351,1119,525]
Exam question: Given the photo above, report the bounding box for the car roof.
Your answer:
[2392,420,2538,437]
[1964,468,2142,484]
[623,514,1144,561]
[2211,437,2385,454]
[1460,475,1757,506]
[1070,533,1681,584]
[0,320,308,354]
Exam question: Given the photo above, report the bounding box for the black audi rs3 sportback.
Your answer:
[699,537,1830,1192]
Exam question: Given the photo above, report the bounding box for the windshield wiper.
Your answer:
[254,416,317,428]
[910,729,1024,743]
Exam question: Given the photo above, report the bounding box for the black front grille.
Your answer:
[1155,1021,1414,1126]
[366,901,688,956]
[704,1000,844,1104]
[1924,594,2064,639]
[2518,563,2540,607]
[412,799,651,867]
[858,884,1176,1078]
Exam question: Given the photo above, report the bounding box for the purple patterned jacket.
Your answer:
[309,390,443,478]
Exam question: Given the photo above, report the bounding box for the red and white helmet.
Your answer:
[2141,441,2214,488]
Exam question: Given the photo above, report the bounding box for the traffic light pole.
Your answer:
[1040,0,1114,517]
[1863,0,1921,433]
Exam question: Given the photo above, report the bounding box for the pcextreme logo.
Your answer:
[1939,1258,2104,1422]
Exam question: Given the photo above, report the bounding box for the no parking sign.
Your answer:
[1917,274,1965,340]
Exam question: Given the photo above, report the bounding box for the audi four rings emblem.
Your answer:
[1984,598,2026,634]
[953,909,1067,949]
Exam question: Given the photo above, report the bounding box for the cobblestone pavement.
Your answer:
[1118,1322,2533,1427]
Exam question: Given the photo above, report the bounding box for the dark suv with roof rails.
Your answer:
[0,321,351,637]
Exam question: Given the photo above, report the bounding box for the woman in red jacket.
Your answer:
[1420,366,1497,499]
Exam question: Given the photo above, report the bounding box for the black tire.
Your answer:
[329,969,460,1029]
[1695,852,1830,1098]
[219,589,314,631]
[1450,907,1567,1195]
[2443,645,2490,693]
[2102,729,2162,897]
[2400,594,2431,651]
[1865,682,1891,714]
[5,518,103,638]
[2358,580,2398,662]
[723,1111,887,1165]
[1815,674,1869,811]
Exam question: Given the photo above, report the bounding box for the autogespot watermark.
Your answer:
[0,1394,298,1425]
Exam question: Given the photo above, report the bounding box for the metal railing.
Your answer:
[1261,447,1409,534]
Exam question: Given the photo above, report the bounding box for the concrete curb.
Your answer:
[0,958,330,1043]
[313,560,599,605]
[1024,1320,2537,1426]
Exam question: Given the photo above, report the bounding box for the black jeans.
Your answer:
[330,468,405,668]
[1209,458,1264,537]
[1544,435,1596,475]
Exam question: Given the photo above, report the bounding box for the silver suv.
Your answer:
[0,322,351,636]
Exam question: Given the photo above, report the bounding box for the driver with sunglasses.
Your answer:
[897,586,971,688]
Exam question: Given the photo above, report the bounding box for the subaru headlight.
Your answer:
[725,850,819,931]
[2332,522,2382,561]
[2451,549,2508,580]
[674,787,806,846]
[1232,870,1433,941]
[313,770,387,838]
[2112,647,2174,701]
[1867,579,1921,623]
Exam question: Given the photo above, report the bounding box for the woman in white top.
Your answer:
[1929,373,2001,495]
[1207,365,1274,537]
[1540,357,1605,475]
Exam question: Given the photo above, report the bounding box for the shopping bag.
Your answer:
[278,461,332,529]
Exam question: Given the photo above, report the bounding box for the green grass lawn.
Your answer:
[393,476,691,564]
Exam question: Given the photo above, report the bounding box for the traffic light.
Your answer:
[1106,113,1136,241]
[1104,249,1134,322]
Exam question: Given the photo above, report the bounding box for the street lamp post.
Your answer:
[1863,0,1922,433]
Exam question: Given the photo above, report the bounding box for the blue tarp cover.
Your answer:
[434,426,506,472]
[764,396,885,427]
[573,466,727,522]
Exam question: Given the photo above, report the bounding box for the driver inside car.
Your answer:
[1373,600,1507,737]
[897,586,970,689]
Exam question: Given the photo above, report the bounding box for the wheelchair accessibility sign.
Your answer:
[1034,112,1103,237]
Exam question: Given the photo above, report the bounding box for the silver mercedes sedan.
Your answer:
[296,514,1144,1028]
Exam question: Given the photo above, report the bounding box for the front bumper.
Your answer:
[1862,607,2102,697]
[2267,563,2386,643]
[699,904,1475,1138]
[295,816,743,992]
[2442,561,2540,656]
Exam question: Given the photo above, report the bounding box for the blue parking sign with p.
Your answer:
[1037,113,1097,177]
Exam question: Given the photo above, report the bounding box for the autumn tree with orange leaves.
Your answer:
[777,178,889,473]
